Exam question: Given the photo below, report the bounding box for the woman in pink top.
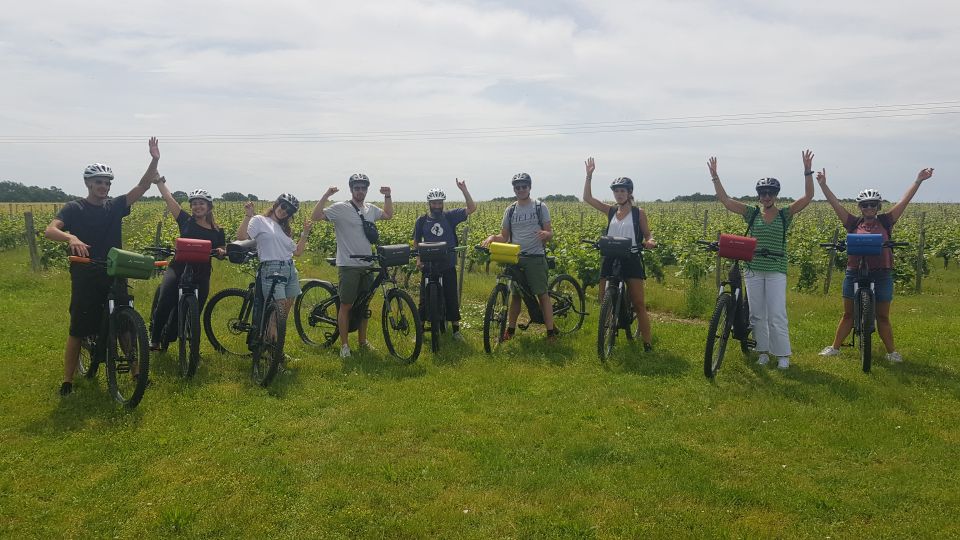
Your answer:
[816,167,935,363]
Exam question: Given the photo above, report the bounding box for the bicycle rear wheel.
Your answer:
[597,286,619,362]
[203,288,253,356]
[482,283,510,354]
[857,288,874,373]
[704,293,733,379]
[251,301,282,387]
[294,280,340,347]
[548,274,585,334]
[382,288,422,363]
[106,307,150,408]
[178,294,201,377]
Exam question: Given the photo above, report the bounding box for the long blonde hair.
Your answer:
[263,203,293,238]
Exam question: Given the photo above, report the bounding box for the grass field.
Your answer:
[2,246,959,538]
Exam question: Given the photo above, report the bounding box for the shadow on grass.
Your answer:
[506,335,578,366]
[777,363,862,402]
[429,335,479,366]
[605,345,692,378]
[883,360,960,397]
[23,378,143,435]
[338,348,429,380]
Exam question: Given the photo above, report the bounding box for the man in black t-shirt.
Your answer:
[44,138,162,397]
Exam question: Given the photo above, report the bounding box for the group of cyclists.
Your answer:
[45,137,935,396]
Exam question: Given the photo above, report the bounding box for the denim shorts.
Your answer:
[259,260,301,300]
[842,268,893,303]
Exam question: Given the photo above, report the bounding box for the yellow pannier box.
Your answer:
[107,247,155,280]
[489,242,521,264]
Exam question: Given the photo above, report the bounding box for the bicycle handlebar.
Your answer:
[820,240,910,253]
[580,238,643,254]
[694,240,782,258]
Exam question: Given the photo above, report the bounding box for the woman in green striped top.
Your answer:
[707,151,816,370]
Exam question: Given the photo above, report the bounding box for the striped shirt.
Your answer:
[742,206,791,274]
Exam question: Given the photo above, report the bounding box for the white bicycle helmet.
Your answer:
[277,193,300,212]
[511,172,532,186]
[855,188,883,203]
[755,177,781,192]
[83,163,114,180]
[348,173,370,188]
[426,188,446,201]
[188,189,213,203]
[609,177,634,194]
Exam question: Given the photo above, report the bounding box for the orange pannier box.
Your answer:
[174,238,213,264]
[717,234,757,261]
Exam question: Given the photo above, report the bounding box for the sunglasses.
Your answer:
[513,184,531,191]
[757,190,778,197]
[279,202,297,214]
[90,178,112,186]
[351,186,368,192]
[859,202,879,209]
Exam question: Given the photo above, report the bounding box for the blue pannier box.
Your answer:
[847,233,883,256]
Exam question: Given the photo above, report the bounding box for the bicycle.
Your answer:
[473,245,586,354]
[202,241,289,386]
[414,242,467,353]
[582,236,645,362]
[695,236,784,379]
[294,244,423,363]
[820,234,909,373]
[69,248,153,408]
[144,239,220,378]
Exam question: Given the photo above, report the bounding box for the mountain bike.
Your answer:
[203,241,258,357]
[473,246,586,354]
[413,242,467,353]
[294,245,423,363]
[820,235,909,373]
[695,237,784,379]
[582,237,645,362]
[144,240,220,378]
[69,249,152,408]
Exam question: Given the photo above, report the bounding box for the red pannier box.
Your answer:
[846,233,883,256]
[174,238,212,264]
[717,233,757,261]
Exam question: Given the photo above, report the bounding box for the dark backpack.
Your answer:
[605,206,642,244]
[746,206,788,249]
[847,213,893,238]
[505,200,543,243]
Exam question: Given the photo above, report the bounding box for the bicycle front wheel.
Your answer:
[252,301,283,387]
[203,288,253,357]
[294,280,340,347]
[482,283,510,354]
[106,307,150,408]
[548,274,585,334]
[382,288,422,364]
[597,286,619,362]
[77,335,100,379]
[858,288,874,373]
[704,293,733,379]
[178,294,201,377]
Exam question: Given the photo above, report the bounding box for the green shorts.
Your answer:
[338,266,374,305]
[514,255,549,296]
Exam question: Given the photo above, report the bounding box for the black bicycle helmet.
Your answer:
[609,177,634,194]
[511,172,532,186]
[755,177,781,193]
[276,193,300,213]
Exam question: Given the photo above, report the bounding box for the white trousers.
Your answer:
[743,269,791,357]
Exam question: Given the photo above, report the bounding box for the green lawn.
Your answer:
[2,249,959,538]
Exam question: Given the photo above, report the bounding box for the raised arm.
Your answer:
[237,201,255,240]
[311,186,339,221]
[638,208,657,248]
[155,176,184,218]
[788,149,816,216]
[582,157,612,213]
[293,219,313,257]
[380,186,393,219]
[708,157,748,215]
[45,218,91,257]
[887,168,934,222]
[815,169,853,223]
[126,137,160,206]
[457,178,477,215]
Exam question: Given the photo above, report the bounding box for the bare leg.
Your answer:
[830,298,855,349]
[627,278,651,344]
[875,301,895,353]
[64,335,81,383]
[507,294,522,328]
[338,303,353,347]
[539,292,555,331]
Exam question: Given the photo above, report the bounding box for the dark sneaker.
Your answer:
[643,342,653,352]
[59,381,73,396]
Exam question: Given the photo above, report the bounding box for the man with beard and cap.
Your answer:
[412,179,477,340]
[311,173,393,358]
[708,151,815,370]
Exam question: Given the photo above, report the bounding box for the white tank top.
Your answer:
[607,208,637,247]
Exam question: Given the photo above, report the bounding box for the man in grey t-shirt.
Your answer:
[481,172,557,342]
[312,173,393,358]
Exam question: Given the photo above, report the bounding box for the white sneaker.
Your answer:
[452,331,465,342]
[757,353,770,366]
[886,351,903,363]
[819,346,840,357]
[340,344,351,358]
[777,357,790,370]
[359,341,375,352]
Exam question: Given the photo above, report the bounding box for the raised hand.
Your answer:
[153,175,165,185]
[324,186,339,198]
[816,168,827,186]
[243,201,255,217]
[585,157,596,178]
[916,168,935,182]
[707,156,718,179]
[302,219,314,233]
[643,239,658,249]
[149,137,160,160]
[380,186,391,196]
[802,149,814,171]
[456,178,467,191]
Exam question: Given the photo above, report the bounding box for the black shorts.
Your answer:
[600,254,646,281]
[69,264,111,337]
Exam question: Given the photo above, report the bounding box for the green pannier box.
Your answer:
[107,247,154,280]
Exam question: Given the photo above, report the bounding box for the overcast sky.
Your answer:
[1,0,957,202]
